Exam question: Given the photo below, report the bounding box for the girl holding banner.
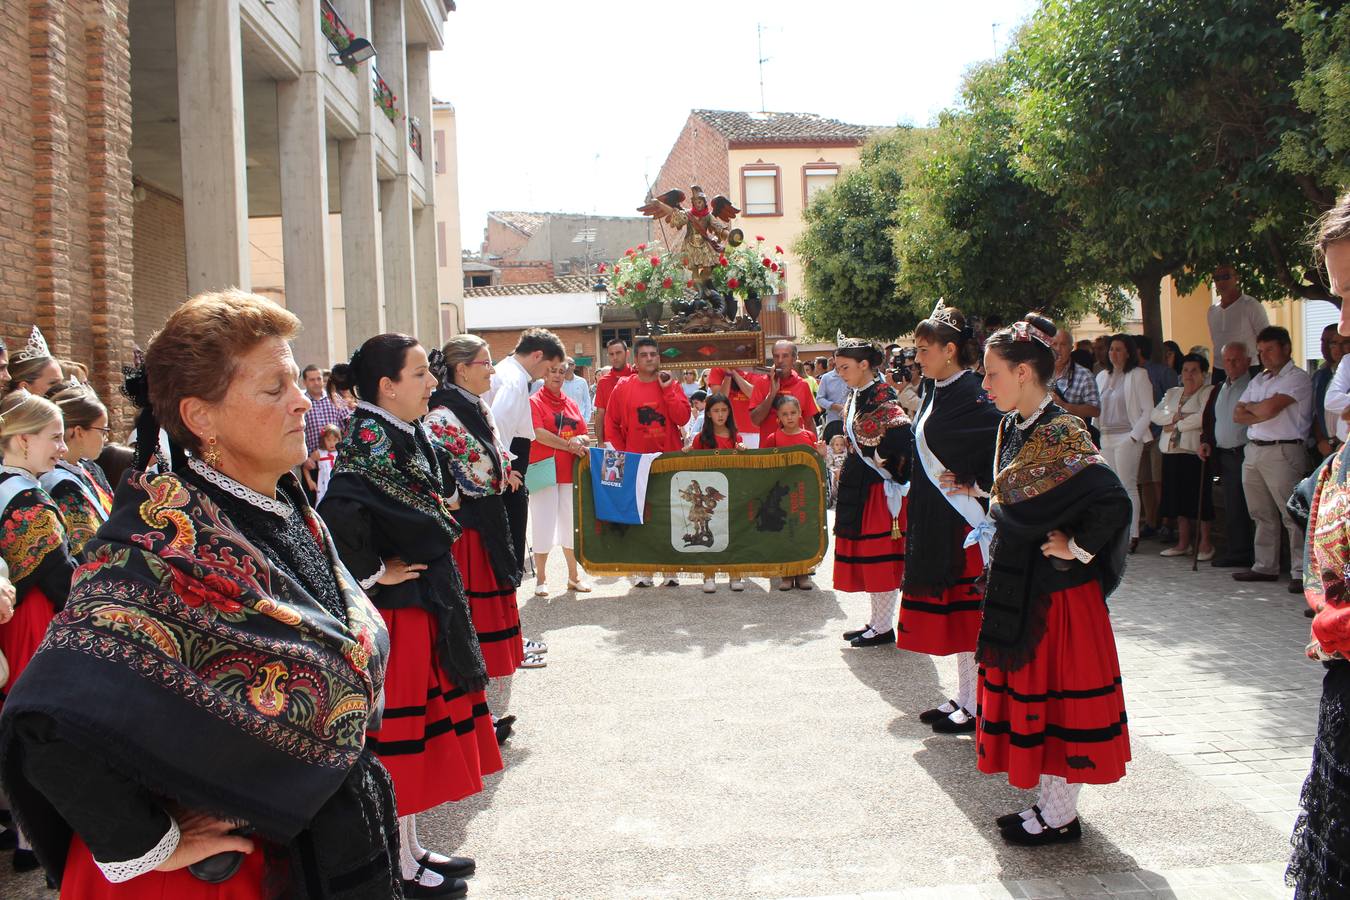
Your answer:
[831,338,913,648]
[976,314,1132,847]
[903,303,1002,734]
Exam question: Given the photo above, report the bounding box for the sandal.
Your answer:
[566,578,593,593]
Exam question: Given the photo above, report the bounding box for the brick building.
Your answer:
[465,274,641,367]
[654,109,880,345]
[480,211,655,280]
[4,0,454,426]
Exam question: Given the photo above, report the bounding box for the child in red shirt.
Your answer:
[691,394,744,451]
[763,395,827,454]
[762,395,825,592]
[689,394,747,594]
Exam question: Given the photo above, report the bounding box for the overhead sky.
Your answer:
[429,0,1039,252]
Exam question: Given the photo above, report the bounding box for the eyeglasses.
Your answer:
[88,426,112,436]
[1213,274,1233,282]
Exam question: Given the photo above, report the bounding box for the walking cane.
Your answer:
[1192,454,1207,572]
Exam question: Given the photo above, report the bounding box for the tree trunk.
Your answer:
[1134,271,1165,362]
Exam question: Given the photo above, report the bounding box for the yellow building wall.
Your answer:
[726,144,864,339]
[433,104,465,337]
[247,214,348,364]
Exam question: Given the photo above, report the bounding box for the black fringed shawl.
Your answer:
[834,378,912,539]
[904,371,1002,596]
[978,404,1131,673]
[425,386,522,589]
[320,405,488,694]
[0,470,399,894]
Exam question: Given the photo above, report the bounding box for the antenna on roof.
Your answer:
[757,23,770,113]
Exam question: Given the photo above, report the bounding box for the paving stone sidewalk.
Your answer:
[0,535,1320,899]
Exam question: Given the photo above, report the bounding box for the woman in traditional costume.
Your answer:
[1285,194,1350,899]
[0,290,402,896]
[424,335,535,681]
[41,385,115,558]
[4,327,64,399]
[974,314,1132,846]
[830,338,913,649]
[902,302,1002,734]
[321,332,500,898]
[0,391,77,872]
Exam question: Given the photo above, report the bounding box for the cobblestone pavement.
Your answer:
[0,531,1320,898]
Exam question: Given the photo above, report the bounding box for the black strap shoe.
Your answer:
[918,700,961,724]
[417,852,475,879]
[930,709,977,734]
[995,804,1040,830]
[494,714,516,746]
[842,625,869,641]
[849,628,895,648]
[402,865,469,898]
[1000,813,1082,846]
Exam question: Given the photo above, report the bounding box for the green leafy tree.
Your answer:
[894,59,1123,328]
[1012,0,1339,356]
[1280,1,1350,194]
[791,128,924,340]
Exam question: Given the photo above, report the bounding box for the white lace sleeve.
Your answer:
[360,562,386,591]
[95,816,180,883]
[1068,537,1095,564]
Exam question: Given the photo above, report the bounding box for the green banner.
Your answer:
[572,448,827,577]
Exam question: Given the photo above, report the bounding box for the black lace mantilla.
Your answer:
[1288,660,1350,898]
[180,468,347,623]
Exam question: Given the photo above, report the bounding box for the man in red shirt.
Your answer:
[604,336,691,453]
[706,366,762,436]
[593,338,634,439]
[749,340,821,445]
[603,336,691,589]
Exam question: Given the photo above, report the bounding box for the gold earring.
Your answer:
[203,436,222,468]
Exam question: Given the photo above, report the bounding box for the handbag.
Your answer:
[524,456,558,492]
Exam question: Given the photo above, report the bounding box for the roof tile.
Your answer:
[693,109,879,144]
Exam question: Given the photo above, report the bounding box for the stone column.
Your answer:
[278,0,334,367]
[176,0,250,292]
[372,0,416,336]
[335,0,385,344]
[406,43,440,347]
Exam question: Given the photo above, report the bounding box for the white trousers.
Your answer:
[528,483,574,551]
[1099,432,1143,539]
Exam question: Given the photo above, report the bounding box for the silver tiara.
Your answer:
[14,326,50,364]
[928,299,963,333]
[836,329,877,352]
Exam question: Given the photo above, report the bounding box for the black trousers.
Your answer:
[1216,445,1254,563]
[506,437,532,567]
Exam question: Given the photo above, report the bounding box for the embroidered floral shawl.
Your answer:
[0,470,390,842]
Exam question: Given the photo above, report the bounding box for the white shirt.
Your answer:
[1239,359,1312,442]
[486,355,536,445]
[1325,360,1350,441]
[1207,294,1268,361]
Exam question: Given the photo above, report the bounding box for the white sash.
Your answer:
[844,381,909,520]
[40,462,109,524]
[912,384,994,563]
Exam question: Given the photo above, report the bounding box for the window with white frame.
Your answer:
[741,166,781,216]
[803,164,840,203]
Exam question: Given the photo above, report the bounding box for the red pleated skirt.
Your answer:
[897,531,983,656]
[61,832,266,898]
[452,526,523,678]
[366,606,503,816]
[0,587,56,711]
[833,484,906,593]
[976,581,1131,789]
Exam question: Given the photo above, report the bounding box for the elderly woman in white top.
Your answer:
[1151,353,1216,560]
[1094,334,1155,552]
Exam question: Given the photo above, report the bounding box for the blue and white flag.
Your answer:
[589,448,661,525]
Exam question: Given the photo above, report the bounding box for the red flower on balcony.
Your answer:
[662,277,673,289]
[636,282,647,292]
[650,256,661,266]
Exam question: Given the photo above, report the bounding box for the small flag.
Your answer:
[589,448,661,525]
